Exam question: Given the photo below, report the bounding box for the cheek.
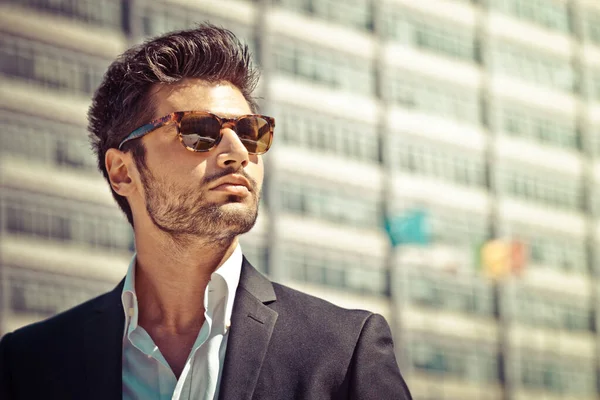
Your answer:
[250,158,265,188]
[150,144,210,179]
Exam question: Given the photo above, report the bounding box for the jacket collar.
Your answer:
[218,257,279,400]
[82,257,278,400]
[237,256,277,304]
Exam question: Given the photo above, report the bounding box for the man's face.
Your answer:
[134,79,263,242]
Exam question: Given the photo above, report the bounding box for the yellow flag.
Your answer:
[481,240,512,280]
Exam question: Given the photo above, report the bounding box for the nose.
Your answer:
[215,128,249,169]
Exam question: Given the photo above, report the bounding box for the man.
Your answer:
[0,25,412,400]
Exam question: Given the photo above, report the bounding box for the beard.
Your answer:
[139,165,260,243]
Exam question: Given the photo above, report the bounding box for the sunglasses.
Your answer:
[118,111,275,155]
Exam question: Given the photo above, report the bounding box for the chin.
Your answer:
[219,201,256,214]
[218,203,259,236]
[218,196,258,214]
[225,194,245,203]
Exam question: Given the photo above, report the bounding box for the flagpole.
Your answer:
[372,1,409,376]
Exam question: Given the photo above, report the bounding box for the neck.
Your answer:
[132,226,238,335]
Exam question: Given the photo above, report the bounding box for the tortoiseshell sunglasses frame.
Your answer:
[118,111,275,155]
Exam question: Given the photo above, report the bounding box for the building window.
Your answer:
[274,0,373,31]
[490,41,574,92]
[278,179,381,229]
[6,266,114,316]
[515,289,594,333]
[273,104,380,163]
[283,242,388,296]
[499,166,582,212]
[385,70,480,124]
[498,104,577,150]
[272,37,374,96]
[592,183,600,218]
[238,238,268,274]
[381,6,476,61]
[409,334,499,384]
[1,191,132,252]
[594,126,600,159]
[490,0,570,33]
[0,35,108,96]
[0,111,97,172]
[506,222,587,274]
[408,270,494,317]
[5,0,123,29]
[432,208,489,247]
[588,69,600,103]
[394,135,486,188]
[391,200,490,248]
[519,353,596,395]
[136,4,256,58]
[583,8,600,46]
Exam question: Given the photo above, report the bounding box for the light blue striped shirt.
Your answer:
[121,244,242,400]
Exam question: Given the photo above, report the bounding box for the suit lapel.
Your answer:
[83,280,125,400]
[218,258,278,400]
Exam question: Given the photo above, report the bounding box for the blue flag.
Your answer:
[384,209,431,247]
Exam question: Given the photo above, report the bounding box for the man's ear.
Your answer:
[105,148,136,197]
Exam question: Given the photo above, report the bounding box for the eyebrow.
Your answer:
[165,109,251,119]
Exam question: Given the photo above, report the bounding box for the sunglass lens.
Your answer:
[180,114,221,151]
[237,116,272,154]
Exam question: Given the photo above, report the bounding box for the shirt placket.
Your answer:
[129,328,177,400]
[158,361,174,399]
[172,280,217,400]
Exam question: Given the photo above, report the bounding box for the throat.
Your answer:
[148,326,203,379]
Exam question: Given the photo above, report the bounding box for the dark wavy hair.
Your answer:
[88,24,260,226]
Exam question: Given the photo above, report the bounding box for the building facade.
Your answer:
[0,0,599,399]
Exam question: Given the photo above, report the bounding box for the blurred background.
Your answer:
[0,0,599,399]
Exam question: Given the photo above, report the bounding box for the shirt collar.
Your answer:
[121,243,243,338]
[214,243,242,329]
[121,257,138,338]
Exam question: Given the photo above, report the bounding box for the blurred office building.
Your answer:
[1,0,599,399]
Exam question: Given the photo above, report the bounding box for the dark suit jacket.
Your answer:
[0,258,412,400]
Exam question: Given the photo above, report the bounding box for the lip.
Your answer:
[209,174,251,195]
[212,183,250,195]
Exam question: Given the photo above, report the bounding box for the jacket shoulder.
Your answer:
[270,281,377,334]
[4,285,121,346]
[249,281,404,399]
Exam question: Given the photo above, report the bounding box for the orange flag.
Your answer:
[480,239,527,280]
